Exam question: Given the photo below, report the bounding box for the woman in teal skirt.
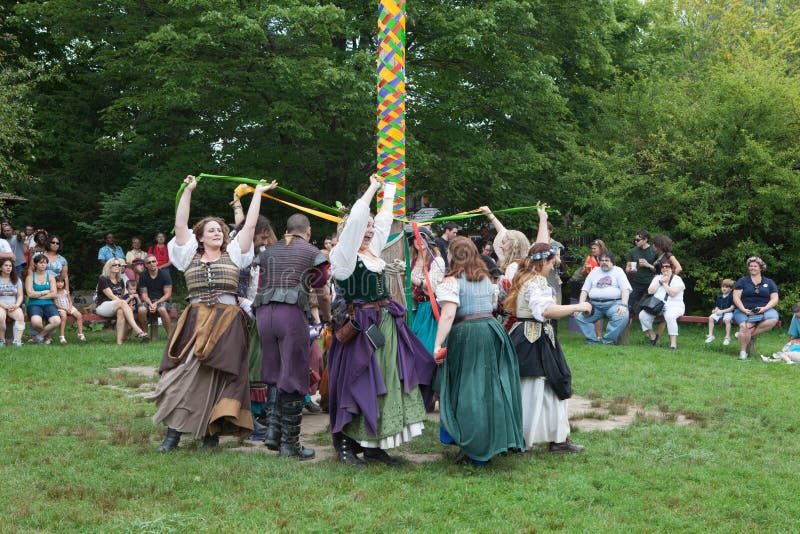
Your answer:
[409,227,445,354]
[433,237,525,464]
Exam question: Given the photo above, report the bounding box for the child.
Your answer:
[762,302,800,364]
[123,279,140,313]
[705,278,734,345]
[54,275,85,344]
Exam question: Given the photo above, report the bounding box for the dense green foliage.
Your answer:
[4,0,800,310]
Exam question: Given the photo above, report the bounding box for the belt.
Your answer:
[351,298,390,311]
[454,312,493,324]
[590,298,620,303]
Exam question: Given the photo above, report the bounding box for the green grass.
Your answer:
[2,323,799,532]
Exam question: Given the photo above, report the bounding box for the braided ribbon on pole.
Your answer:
[377,0,406,217]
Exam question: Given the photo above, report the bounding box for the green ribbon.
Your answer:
[175,173,341,216]
[417,205,560,224]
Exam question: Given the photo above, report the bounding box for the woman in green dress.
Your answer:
[433,236,525,464]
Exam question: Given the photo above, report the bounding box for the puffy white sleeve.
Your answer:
[330,199,370,281]
[525,277,556,322]
[167,235,198,272]
[428,256,446,292]
[504,261,519,284]
[369,182,395,256]
[435,277,460,306]
[493,229,507,266]
[227,238,254,270]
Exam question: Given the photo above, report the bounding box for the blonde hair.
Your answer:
[101,258,123,278]
[721,278,734,289]
[504,243,551,312]
[500,230,530,270]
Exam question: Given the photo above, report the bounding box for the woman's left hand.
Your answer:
[254,180,278,195]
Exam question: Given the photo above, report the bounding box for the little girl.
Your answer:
[54,275,85,344]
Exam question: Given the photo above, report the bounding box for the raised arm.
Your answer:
[236,180,277,253]
[174,175,198,246]
[329,175,382,280]
[479,206,506,235]
[534,203,549,244]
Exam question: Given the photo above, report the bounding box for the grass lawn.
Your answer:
[1,322,798,532]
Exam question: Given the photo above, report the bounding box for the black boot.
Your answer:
[263,385,280,451]
[333,432,365,467]
[363,447,401,466]
[157,427,181,452]
[278,392,315,460]
[202,435,219,449]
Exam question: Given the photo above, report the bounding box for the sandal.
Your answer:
[136,331,150,343]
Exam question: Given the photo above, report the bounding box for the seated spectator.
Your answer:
[575,251,631,345]
[126,236,148,263]
[763,303,800,364]
[123,279,141,313]
[705,278,734,346]
[54,275,85,344]
[25,253,61,344]
[639,258,685,349]
[0,258,25,346]
[95,258,149,345]
[148,232,171,270]
[137,254,173,338]
[97,232,125,266]
[732,256,779,360]
[124,257,146,284]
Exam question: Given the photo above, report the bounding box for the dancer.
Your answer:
[327,175,435,466]
[148,175,275,451]
[432,236,525,464]
[505,205,591,453]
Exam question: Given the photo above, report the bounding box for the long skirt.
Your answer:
[520,377,570,446]
[438,316,525,462]
[411,300,437,355]
[147,303,253,439]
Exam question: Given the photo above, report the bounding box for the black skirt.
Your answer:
[509,321,572,400]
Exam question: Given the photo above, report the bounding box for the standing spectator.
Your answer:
[0,258,25,346]
[97,232,125,266]
[0,231,15,263]
[575,251,631,345]
[23,225,35,249]
[434,222,459,267]
[43,235,69,292]
[148,232,171,270]
[54,275,85,344]
[732,256,779,360]
[25,254,61,344]
[94,258,149,345]
[1,222,27,276]
[26,230,48,273]
[652,235,682,274]
[137,254,173,339]
[126,236,148,264]
[625,230,658,316]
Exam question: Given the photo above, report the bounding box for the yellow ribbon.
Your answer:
[233,185,342,223]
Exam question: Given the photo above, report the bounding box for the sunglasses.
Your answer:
[146,260,158,264]
[111,263,122,267]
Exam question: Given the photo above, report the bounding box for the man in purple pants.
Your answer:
[253,214,329,460]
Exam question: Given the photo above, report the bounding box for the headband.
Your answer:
[746,256,766,271]
[530,244,559,262]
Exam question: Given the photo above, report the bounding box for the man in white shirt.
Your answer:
[576,251,631,344]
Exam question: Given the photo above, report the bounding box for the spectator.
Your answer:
[546,221,568,307]
[763,303,800,364]
[625,230,658,316]
[148,232,171,270]
[705,278,735,346]
[576,251,631,345]
[0,258,25,346]
[94,258,149,345]
[126,236,148,264]
[652,235,682,274]
[434,222,459,266]
[732,256,779,360]
[97,232,125,266]
[26,230,48,273]
[25,253,61,344]
[124,257,146,284]
[54,275,85,344]
[137,254,173,339]
[639,258,685,350]
[1,222,26,276]
[43,234,69,292]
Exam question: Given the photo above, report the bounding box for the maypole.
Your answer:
[376,0,406,218]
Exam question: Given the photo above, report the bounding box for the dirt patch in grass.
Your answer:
[107,366,696,462]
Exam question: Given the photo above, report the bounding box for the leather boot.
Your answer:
[278,392,315,460]
[202,435,219,449]
[363,447,401,466]
[263,385,280,451]
[157,427,181,452]
[333,432,365,467]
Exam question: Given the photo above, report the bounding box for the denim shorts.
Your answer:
[734,308,779,325]
[27,303,59,321]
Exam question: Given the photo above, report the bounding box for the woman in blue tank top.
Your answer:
[24,254,61,344]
